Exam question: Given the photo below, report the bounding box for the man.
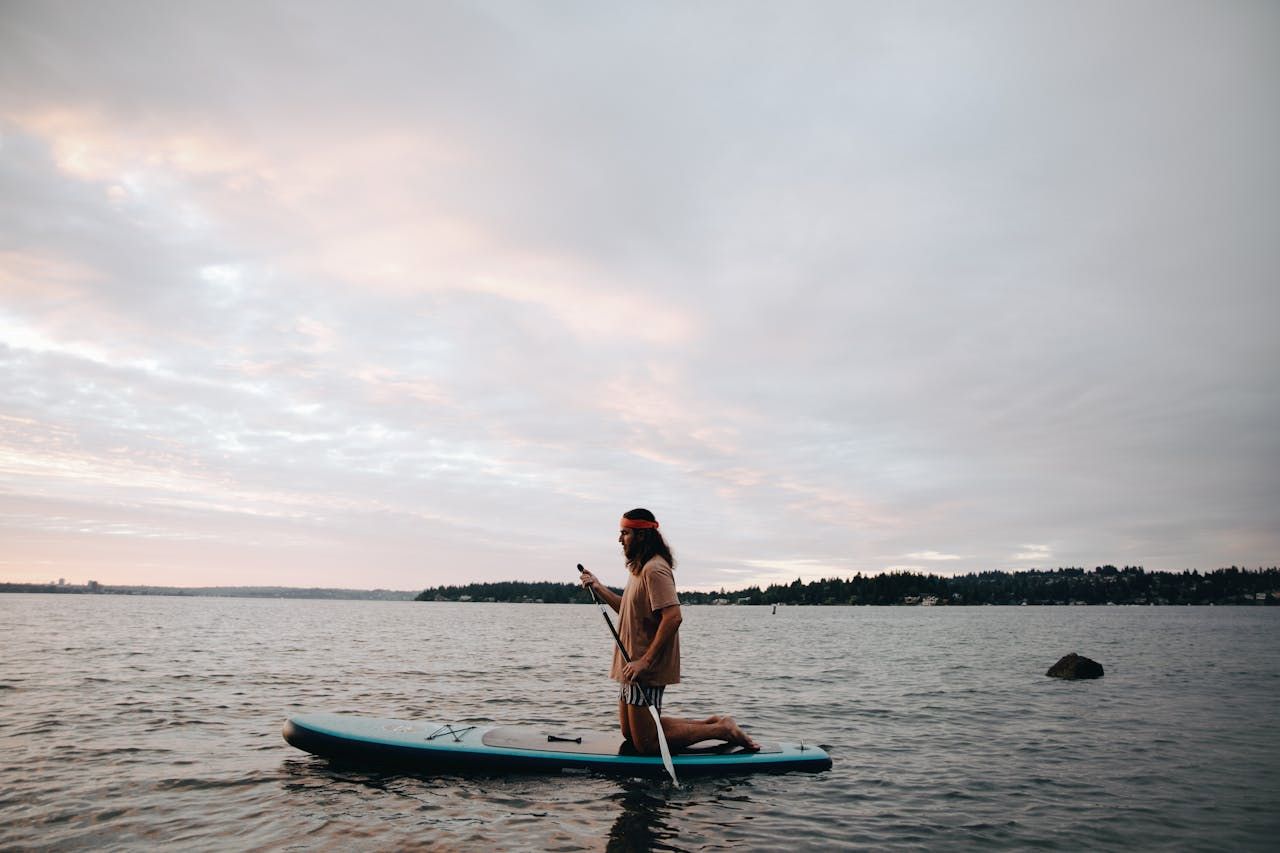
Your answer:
[578,508,759,755]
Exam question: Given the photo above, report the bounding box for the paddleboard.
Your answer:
[283,712,831,777]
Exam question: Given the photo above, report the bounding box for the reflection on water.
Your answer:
[605,779,681,853]
[283,758,706,853]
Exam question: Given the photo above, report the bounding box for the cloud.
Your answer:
[1,1,1277,587]
[1012,544,1053,563]
[905,551,967,562]
[729,558,857,589]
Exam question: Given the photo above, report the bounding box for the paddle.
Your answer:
[578,563,679,786]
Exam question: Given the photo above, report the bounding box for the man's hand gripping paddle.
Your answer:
[578,563,679,786]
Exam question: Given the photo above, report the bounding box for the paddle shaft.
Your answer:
[584,580,631,663]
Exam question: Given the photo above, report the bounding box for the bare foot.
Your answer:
[719,715,760,750]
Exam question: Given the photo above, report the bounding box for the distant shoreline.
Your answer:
[0,583,418,601]
[4,565,1278,605]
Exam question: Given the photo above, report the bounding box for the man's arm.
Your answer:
[624,603,682,682]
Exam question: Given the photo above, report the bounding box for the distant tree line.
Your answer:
[415,580,608,603]
[415,566,1280,606]
[9,567,1272,605]
[712,566,1280,606]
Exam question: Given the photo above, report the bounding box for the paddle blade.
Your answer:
[649,705,679,786]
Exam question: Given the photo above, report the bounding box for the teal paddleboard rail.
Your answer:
[283,712,831,777]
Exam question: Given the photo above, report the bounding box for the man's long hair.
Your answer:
[624,508,676,574]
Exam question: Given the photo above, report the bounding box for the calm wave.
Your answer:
[2,595,1277,850]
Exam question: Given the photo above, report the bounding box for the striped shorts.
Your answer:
[619,683,665,713]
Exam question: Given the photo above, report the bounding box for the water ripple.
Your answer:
[2,596,1278,850]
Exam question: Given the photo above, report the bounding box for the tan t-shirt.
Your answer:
[609,556,681,686]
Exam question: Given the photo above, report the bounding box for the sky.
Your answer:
[1,1,1276,591]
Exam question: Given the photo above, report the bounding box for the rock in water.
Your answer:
[1046,653,1104,679]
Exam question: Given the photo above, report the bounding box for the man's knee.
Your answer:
[624,706,659,754]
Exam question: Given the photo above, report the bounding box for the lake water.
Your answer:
[2,595,1278,851]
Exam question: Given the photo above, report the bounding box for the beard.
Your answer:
[623,532,645,563]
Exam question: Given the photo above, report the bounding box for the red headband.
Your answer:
[620,517,659,530]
